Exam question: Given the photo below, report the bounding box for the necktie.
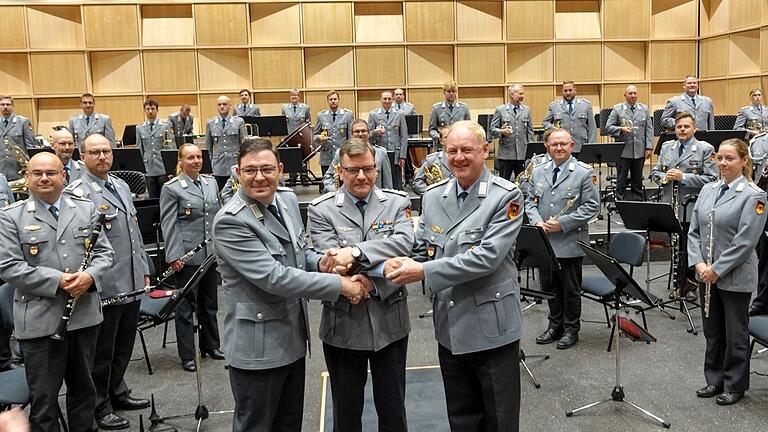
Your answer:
[568,101,573,114]
[397,103,401,110]
[332,112,337,122]
[630,105,635,113]
[514,106,519,116]
[2,118,7,128]
[457,191,468,208]
[691,97,696,107]
[448,105,454,113]
[49,205,59,220]
[293,105,297,114]
[715,184,728,203]
[221,117,226,128]
[149,122,154,131]
[104,181,126,208]
[678,143,685,157]
[64,166,70,183]
[267,204,285,229]
[85,116,90,126]
[386,111,390,120]
[552,166,560,184]
[193,179,202,191]
[355,200,366,218]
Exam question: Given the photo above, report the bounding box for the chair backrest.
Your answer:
[0,283,14,329]
[653,109,664,136]
[608,231,646,267]
[111,170,147,196]
[714,114,737,130]
[599,108,613,136]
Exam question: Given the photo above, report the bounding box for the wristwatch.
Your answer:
[350,246,362,261]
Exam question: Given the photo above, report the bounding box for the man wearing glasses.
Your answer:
[322,119,393,193]
[308,138,414,431]
[65,134,151,430]
[51,129,85,185]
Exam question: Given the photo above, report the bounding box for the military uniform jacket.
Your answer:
[234,103,261,117]
[168,112,194,146]
[688,177,767,293]
[0,114,36,150]
[313,108,354,166]
[428,101,471,141]
[605,102,654,159]
[205,115,247,177]
[750,132,768,183]
[661,93,715,131]
[68,113,116,148]
[65,171,148,302]
[160,174,220,267]
[213,188,342,370]
[220,164,239,205]
[281,103,311,133]
[368,108,409,159]
[490,103,534,160]
[525,157,600,258]
[393,102,416,116]
[413,170,524,354]
[136,120,172,176]
[0,195,113,339]
[322,146,393,193]
[0,173,13,207]
[735,105,768,132]
[542,98,596,152]
[308,187,414,351]
[413,150,452,195]
[651,138,718,222]
[64,159,86,186]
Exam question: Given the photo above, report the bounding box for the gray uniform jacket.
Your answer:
[68,113,116,148]
[413,150,452,195]
[661,93,715,131]
[490,103,534,160]
[205,115,246,177]
[160,174,220,267]
[220,164,239,205]
[542,98,596,152]
[0,173,14,207]
[651,138,718,222]
[322,146,393,193]
[688,177,767,292]
[63,159,86,186]
[428,101,471,141]
[0,114,36,150]
[168,112,194,147]
[313,109,354,166]
[735,105,768,132]
[525,157,600,258]
[368,108,408,160]
[234,103,261,117]
[605,102,655,159]
[213,188,342,370]
[308,187,414,351]
[393,102,416,116]
[0,196,113,339]
[281,103,311,133]
[66,171,148,302]
[749,132,768,183]
[413,170,524,354]
[136,120,172,176]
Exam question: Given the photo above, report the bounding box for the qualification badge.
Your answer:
[756,200,765,215]
[98,204,111,211]
[404,207,412,219]
[429,225,443,234]
[427,245,436,258]
[29,245,39,256]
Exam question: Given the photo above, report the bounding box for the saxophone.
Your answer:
[703,209,715,317]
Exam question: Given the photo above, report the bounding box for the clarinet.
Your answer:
[51,213,107,340]
[669,180,682,300]
[704,209,715,317]
[100,238,210,307]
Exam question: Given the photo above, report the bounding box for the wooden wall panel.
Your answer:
[699,79,727,115]
[405,1,454,42]
[407,46,454,86]
[357,89,387,122]
[0,54,32,96]
[554,0,602,39]
[141,5,194,46]
[95,96,145,142]
[651,0,697,38]
[304,47,355,89]
[90,51,143,94]
[407,88,444,128]
[0,7,28,49]
[250,3,301,45]
[726,77,761,114]
[506,43,554,83]
[36,98,83,138]
[650,41,697,80]
[555,43,602,82]
[30,53,87,95]
[604,0,650,39]
[602,83,651,110]
[524,85,556,126]
[649,82,682,111]
[460,87,504,117]
[506,0,553,40]
[700,36,729,78]
[356,46,405,87]
[251,48,304,90]
[457,45,504,85]
[728,30,760,76]
[199,93,241,129]
[147,94,201,134]
[83,5,139,48]
[303,3,353,44]
[456,1,502,41]
[27,6,84,49]
[194,3,248,46]
[143,50,197,92]
[198,49,250,91]
[604,42,647,81]
[354,2,404,43]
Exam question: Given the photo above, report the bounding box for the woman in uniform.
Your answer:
[735,89,768,137]
[160,143,223,372]
[688,138,767,405]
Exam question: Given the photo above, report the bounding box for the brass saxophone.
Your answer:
[704,209,715,317]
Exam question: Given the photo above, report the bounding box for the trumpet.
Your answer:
[703,209,715,317]
[162,129,175,149]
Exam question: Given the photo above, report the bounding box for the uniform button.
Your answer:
[448,300,455,307]
[60,240,66,245]
[430,236,435,241]
[299,264,303,269]
[450,235,455,240]
[495,292,501,299]
[383,234,389,239]
[65,268,70,272]
[62,254,68,259]
[30,237,36,242]
[256,313,263,320]
[551,191,555,195]
[471,234,476,240]
[398,291,403,297]
[342,240,348,245]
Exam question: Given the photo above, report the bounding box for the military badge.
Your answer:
[98,204,111,211]
[185,207,192,216]
[429,225,443,234]
[592,175,598,185]
[404,207,412,219]
[29,245,39,256]
[23,225,41,231]
[427,245,436,257]
[104,221,112,230]
[757,200,765,215]
[507,201,521,220]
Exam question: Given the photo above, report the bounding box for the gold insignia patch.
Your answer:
[98,204,111,211]
[429,225,443,234]
[23,225,41,231]
[185,207,192,216]
[757,200,765,215]
[507,201,521,220]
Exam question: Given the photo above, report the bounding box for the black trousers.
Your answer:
[437,340,520,432]
[214,175,229,191]
[751,232,768,311]
[0,325,11,370]
[497,160,524,182]
[323,337,408,432]
[229,358,306,432]
[541,257,583,334]
[145,175,167,199]
[92,301,140,418]
[616,157,645,201]
[173,264,221,361]
[392,163,404,190]
[700,284,751,393]
[20,325,99,432]
[404,151,415,183]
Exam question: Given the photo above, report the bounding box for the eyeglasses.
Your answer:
[85,149,112,157]
[29,170,62,178]
[549,142,572,148]
[340,166,377,176]
[240,166,278,177]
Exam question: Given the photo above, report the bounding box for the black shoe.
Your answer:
[535,329,563,345]
[201,348,225,360]
[112,396,150,411]
[556,332,579,350]
[716,392,744,405]
[182,360,196,372]
[96,413,129,430]
[696,385,722,398]
[749,305,766,316]
[0,362,23,372]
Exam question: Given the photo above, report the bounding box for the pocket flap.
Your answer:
[19,232,50,244]
[474,282,515,306]
[235,301,286,322]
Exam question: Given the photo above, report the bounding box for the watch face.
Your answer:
[352,246,361,258]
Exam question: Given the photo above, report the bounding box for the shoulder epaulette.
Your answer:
[741,106,751,110]
[383,188,408,197]
[166,176,180,184]
[577,161,592,170]
[310,191,335,206]
[456,101,466,107]
[581,98,591,104]
[425,177,450,192]
[432,102,442,108]
[200,173,213,178]
[1,200,24,211]
[69,194,90,202]
[748,182,763,193]
[277,186,293,192]
[224,198,246,215]
[68,178,83,188]
[492,176,516,191]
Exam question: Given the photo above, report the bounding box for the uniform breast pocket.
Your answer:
[19,232,50,265]
[103,218,122,238]
[233,301,288,361]
[457,229,483,252]
[264,240,286,261]
[422,233,445,260]
[474,281,517,338]
[337,232,362,248]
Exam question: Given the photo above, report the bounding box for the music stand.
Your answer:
[111,148,145,173]
[524,142,547,160]
[183,135,205,145]
[405,115,422,136]
[277,147,302,174]
[242,115,288,137]
[579,143,624,224]
[121,125,137,146]
[161,149,213,176]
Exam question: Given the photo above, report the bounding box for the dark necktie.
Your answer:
[457,191,468,208]
[64,166,70,183]
[448,105,454,113]
[678,143,685,157]
[149,122,154,131]
[293,105,297,114]
[567,101,573,114]
[513,106,518,116]
[386,111,390,120]
[691,97,696,108]
[630,105,635,113]
[49,205,59,220]
[85,116,90,126]
[397,103,401,110]
[552,166,560,184]
[2,118,7,128]
[715,184,728,203]
[267,204,285,229]
[332,112,337,122]
[193,179,202,191]
[104,181,126,208]
[355,200,366,218]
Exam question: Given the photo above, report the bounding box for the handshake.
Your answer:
[320,247,372,305]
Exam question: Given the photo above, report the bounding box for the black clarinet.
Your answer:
[51,213,106,340]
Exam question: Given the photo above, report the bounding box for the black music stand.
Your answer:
[405,115,423,136]
[566,242,670,429]
[524,142,547,161]
[121,125,137,146]
[579,143,624,224]
[515,225,557,388]
[134,198,162,273]
[242,115,288,137]
[161,149,213,176]
[654,130,750,155]
[111,148,145,173]
[183,135,205,145]
[277,147,302,174]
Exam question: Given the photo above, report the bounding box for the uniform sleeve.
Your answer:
[159,185,185,262]
[490,108,503,139]
[734,109,747,131]
[586,104,596,143]
[187,116,194,134]
[221,177,236,205]
[644,109,654,149]
[104,117,116,148]
[22,119,36,150]
[0,177,14,205]
[558,167,600,233]
[83,204,116,293]
[399,114,408,160]
[313,116,323,145]
[605,108,621,137]
[136,127,144,158]
[367,115,379,146]
[412,158,429,195]
[322,153,340,192]
[204,121,213,151]
[687,196,704,266]
[463,106,471,121]
[428,108,440,141]
[681,144,717,188]
[660,99,677,130]
[651,145,668,184]
[707,100,715,130]
[524,170,544,225]
[711,190,768,278]
[542,105,554,130]
[359,196,414,266]
[525,109,534,143]
[379,151,393,190]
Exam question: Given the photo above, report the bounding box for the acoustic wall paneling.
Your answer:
[0,6,27,49]
[83,5,140,48]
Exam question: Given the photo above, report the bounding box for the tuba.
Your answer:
[423,162,444,186]
[4,138,29,193]
[747,119,764,133]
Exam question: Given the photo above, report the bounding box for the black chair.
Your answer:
[598,108,613,137]
[749,315,768,356]
[714,115,737,131]
[581,232,648,351]
[111,170,146,196]
[653,109,664,136]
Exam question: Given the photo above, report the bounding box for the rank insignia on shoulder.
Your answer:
[756,200,765,215]
[592,175,598,185]
[29,245,39,256]
[507,201,521,220]
[429,225,443,234]
[404,207,412,219]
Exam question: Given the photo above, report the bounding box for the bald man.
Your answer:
[51,129,85,185]
[205,96,247,189]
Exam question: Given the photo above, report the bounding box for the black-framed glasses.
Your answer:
[85,149,112,157]
[340,166,376,176]
[29,170,62,178]
[240,166,278,177]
